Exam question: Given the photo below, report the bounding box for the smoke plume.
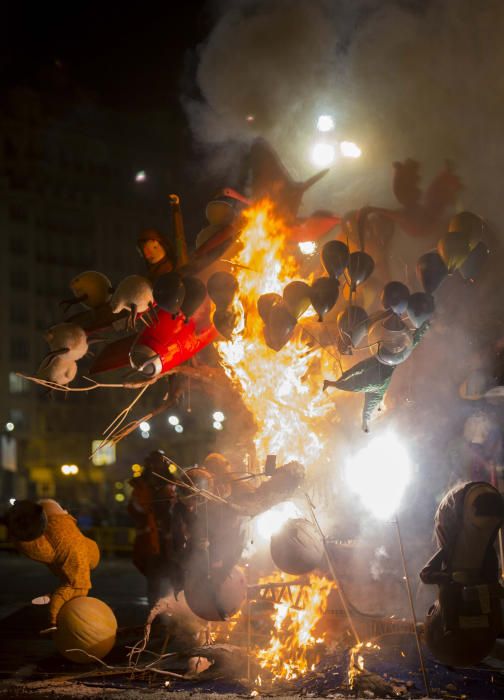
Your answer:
[186,0,504,222]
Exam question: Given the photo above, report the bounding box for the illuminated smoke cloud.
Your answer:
[187,0,504,222]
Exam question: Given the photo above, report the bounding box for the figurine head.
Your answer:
[137,229,175,267]
[205,189,249,227]
[6,500,48,542]
[202,453,233,498]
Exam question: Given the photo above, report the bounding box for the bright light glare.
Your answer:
[253,501,303,541]
[135,170,146,182]
[141,431,150,439]
[115,493,125,502]
[298,241,317,256]
[345,433,412,519]
[213,421,223,431]
[61,464,79,475]
[213,411,225,422]
[9,498,16,506]
[340,141,362,159]
[139,421,150,432]
[168,415,180,426]
[175,424,184,433]
[5,422,14,432]
[311,142,335,168]
[316,115,334,132]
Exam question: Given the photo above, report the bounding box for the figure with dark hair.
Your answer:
[137,194,188,282]
[420,481,504,666]
[5,499,100,629]
[128,450,180,604]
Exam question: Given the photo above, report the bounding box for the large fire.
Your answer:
[217,200,338,467]
[254,573,334,681]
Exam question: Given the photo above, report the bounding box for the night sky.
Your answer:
[4,2,210,112]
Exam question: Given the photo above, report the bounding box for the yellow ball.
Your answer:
[54,597,117,664]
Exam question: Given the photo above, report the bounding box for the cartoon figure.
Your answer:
[138,195,189,282]
[323,321,431,431]
[4,499,100,629]
[420,482,504,666]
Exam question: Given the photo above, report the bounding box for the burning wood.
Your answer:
[251,572,334,682]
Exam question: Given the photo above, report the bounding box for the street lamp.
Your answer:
[61,464,79,476]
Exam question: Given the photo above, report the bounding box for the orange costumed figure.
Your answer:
[5,499,100,628]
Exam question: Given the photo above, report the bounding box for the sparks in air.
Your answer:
[316,114,335,132]
[311,142,336,168]
[340,141,362,159]
[345,432,412,519]
[298,241,317,255]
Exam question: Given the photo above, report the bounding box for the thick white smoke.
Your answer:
[184,0,504,558]
[187,0,504,222]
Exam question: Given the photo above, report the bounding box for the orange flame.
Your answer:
[348,640,381,689]
[255,573,334,681]
[217,200,339,466]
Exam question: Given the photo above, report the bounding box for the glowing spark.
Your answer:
[340,141,362,159]
[311,142,335,167]
[316,115,334,132]
[298,241,317,255]
[345,433,412,519]
[253,501,303,541]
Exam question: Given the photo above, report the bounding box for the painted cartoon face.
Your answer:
[142,239,166,265]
